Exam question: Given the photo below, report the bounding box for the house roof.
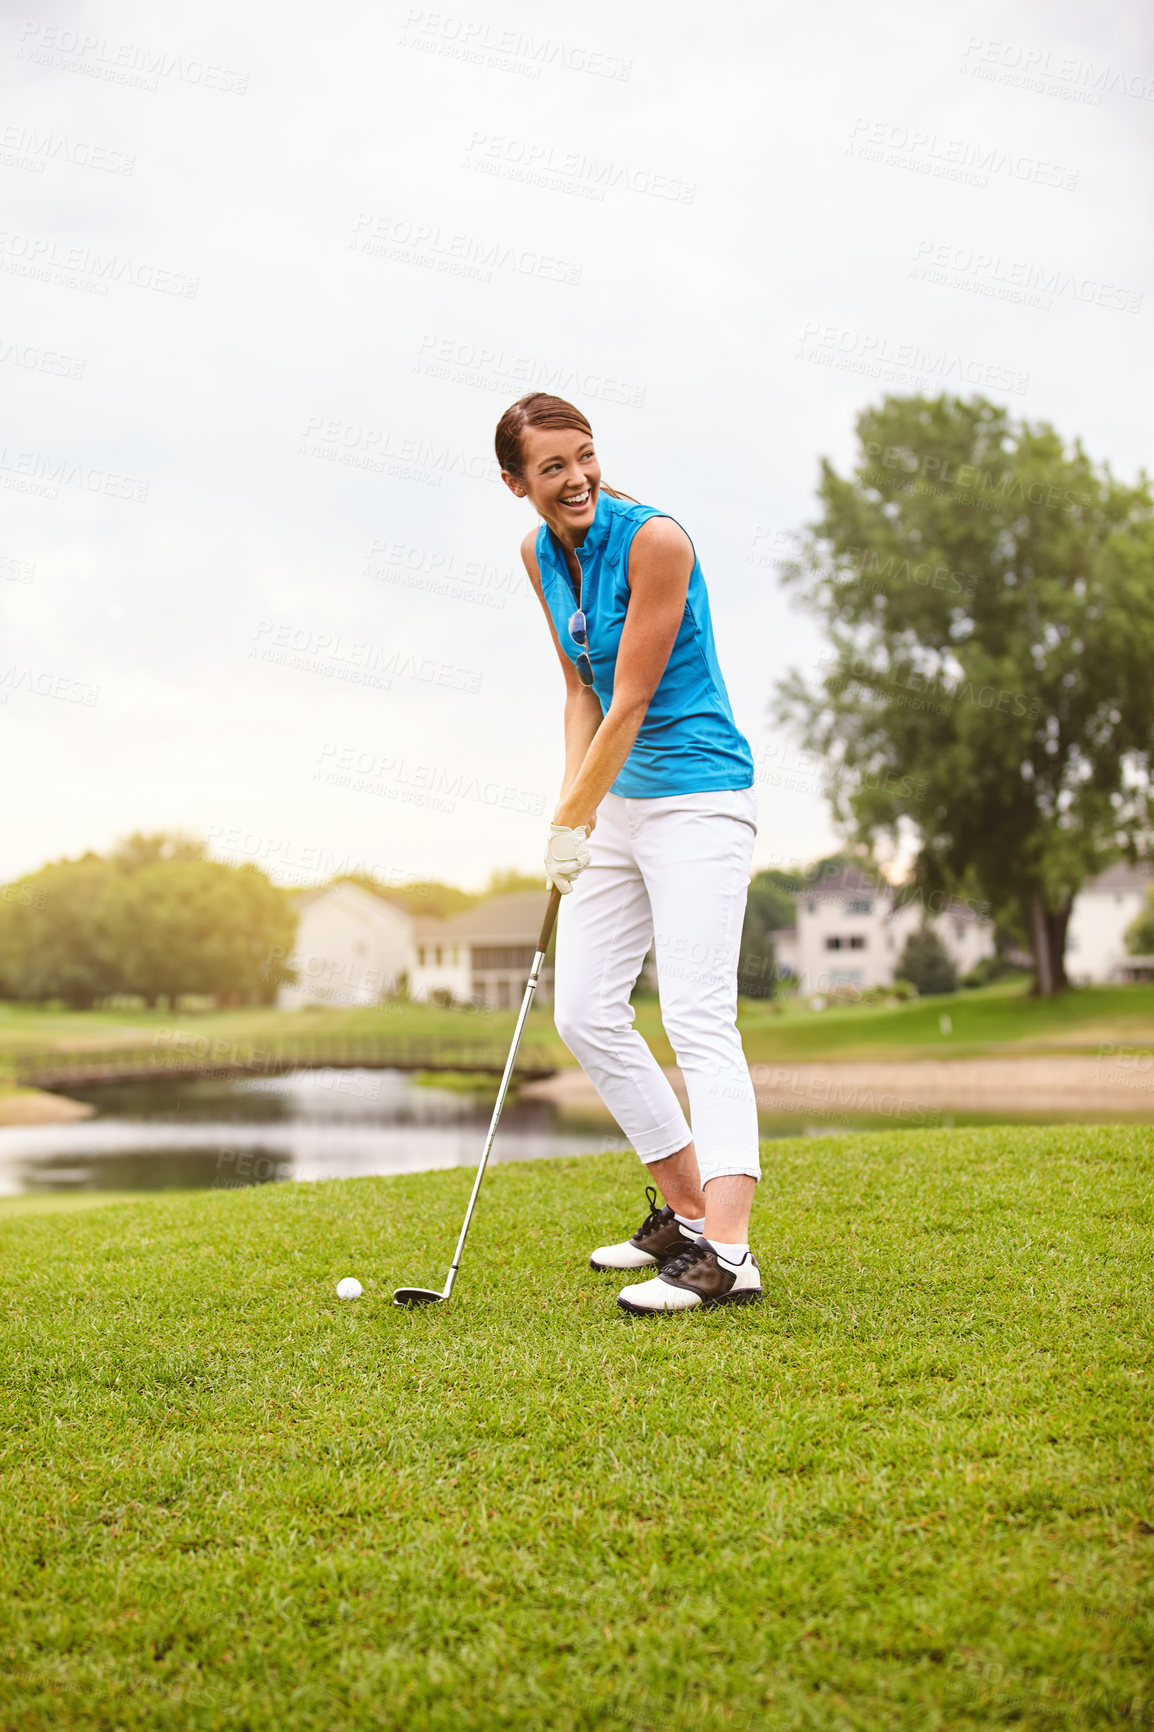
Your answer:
[289,887,331,911]
[890,890,988,924]
[413,889,549,943]
[1083,861,1154,893]
[290,881,410,926]
[802,866,886,898]
[797,869,989,926]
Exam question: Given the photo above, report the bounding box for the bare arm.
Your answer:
[546,516,694,830]
[520,531,604,829]
[561,686,603,807]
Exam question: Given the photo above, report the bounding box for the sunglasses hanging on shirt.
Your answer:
[567,604,595,689]
[565,553,595,689]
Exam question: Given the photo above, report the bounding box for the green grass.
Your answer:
[1,1129,1151,1729]
[6,981,1154,1072]
[729,980,1154,1063]
[0,996,541,1056]
[0,1190,181,1219]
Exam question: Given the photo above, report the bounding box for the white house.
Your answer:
[772,928,800,980]
[277,882,412,1009]
[410,890,556,1009]
[273,883,559,1013]
[775,866,995,995]
[409,911,472,1006]
[1066,862,1154,984]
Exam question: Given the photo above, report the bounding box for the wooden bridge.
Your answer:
[10,1035,561,1090]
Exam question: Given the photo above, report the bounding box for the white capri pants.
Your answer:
[552,784,761,1186]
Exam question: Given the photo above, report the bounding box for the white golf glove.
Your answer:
[545,822,591,895]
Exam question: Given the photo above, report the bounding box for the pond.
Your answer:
[0,1068,1135,1198]
[0,1069,638,1197]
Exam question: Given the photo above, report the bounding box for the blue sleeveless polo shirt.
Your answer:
[535,489,754,797]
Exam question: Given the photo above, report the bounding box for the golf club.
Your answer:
[393,884,563,1308]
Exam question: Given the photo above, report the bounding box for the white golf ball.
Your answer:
[336,1276,363,1300]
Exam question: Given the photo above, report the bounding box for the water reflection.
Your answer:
[0,1068,632,1196]
[4,1066,1108,1199]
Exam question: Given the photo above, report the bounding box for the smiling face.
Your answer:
[501,423,602,545]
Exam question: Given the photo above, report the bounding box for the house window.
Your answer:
[452,945,459,965]
[848,935,866,950]
[497,979,511,1009]
[417,946,426,965]
[434,946,442,966]
[474,945,536,970]
[806,899,817,915]
[827,935,866,951]
[844,899,872,915]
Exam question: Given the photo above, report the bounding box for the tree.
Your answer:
[775,393,1154,996]
[739,871,801,997]
[328,873,477,920]
[97,860,297,1007]
[895,926,957,996]
[486,867,547,898]
[108,830,206,872]
[0,856,118,1007]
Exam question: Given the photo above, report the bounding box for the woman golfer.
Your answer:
[496,392,762,1315]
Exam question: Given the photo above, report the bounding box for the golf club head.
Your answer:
[393,1286,445,1308]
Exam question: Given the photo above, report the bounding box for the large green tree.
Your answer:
[98,860,297,1007]
[775,393,1154,995]
[0,856,118,1007]
[0,844,297,1008]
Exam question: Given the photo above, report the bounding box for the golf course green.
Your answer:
[1,1126,1150,1728]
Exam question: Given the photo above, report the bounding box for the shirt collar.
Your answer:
[548,486,613,565]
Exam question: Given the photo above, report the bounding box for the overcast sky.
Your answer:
[2,0,1151,894]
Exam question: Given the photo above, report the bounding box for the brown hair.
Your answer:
[494,393,635,501]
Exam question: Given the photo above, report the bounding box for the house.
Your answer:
[771,927,800,980]
[277,882,411,1009]
[784,866,995,995]
[409,911,472,1006]
[273,882,558,1013]
[1065,862,1154,984]
[411,890,556,1009]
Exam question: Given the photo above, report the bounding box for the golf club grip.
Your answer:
[537,884,562,953]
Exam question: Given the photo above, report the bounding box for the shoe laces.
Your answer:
[660,1241,712,1281]
[637,1184,668,1237]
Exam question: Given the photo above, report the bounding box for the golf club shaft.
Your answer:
[441,885,562,1298]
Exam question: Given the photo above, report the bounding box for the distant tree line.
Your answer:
[0,832,298,1009]
[0,842,600,1013]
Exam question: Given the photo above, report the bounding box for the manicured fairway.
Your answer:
[10,980,1154,1069]
[1,1128,1151,1730]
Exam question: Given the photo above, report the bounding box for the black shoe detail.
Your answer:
[589,1185,699,1272]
